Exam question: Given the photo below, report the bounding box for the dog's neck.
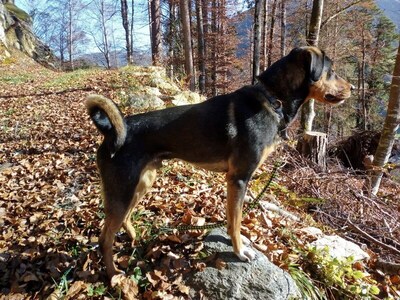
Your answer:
[256,81,307,140]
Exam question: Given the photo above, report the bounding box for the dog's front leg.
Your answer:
[226,174,256,262]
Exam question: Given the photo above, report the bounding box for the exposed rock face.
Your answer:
[184,228,300,300]
[0,1,55,66]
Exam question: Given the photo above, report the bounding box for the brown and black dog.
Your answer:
[86,46,353,278]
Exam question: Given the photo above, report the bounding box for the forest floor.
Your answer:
[0,56,399,299]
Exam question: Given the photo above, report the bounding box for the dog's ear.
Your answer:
[307,48,326,82]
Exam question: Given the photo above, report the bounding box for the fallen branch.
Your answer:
[0,85,128,99]
[259,200,299,221]
[0,86,96,99]
[375,259,400,275]
[347,219,400,256]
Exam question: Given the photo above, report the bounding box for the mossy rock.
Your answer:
[4,3,31,22]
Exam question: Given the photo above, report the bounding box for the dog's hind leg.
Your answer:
[123,164,157,241]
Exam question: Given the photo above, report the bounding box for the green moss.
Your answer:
[4,3,31,22]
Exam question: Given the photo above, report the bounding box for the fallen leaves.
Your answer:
[1,63,399,299]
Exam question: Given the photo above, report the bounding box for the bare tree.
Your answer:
[280,0,286,58]
[252,0,263,84]
[196,0,206,94]
[300,0,324,132]
[180,0,195,91]
[370,40,400,195]
[121,0,133,65]
[149,0,162,65]
[90,0,117,69]
[267,0,277,67]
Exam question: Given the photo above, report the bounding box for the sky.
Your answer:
[14,0,152,53]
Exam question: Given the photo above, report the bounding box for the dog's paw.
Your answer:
[235,246,256,262]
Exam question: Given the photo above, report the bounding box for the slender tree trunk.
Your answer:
[370,41,400,195]
[130,0,134,56]
[267,0,277,67]
[201,0,209,92]
[100,0,110,69]
[252,0,263,84]
[121,0,133,65]
[196,0,206,94]
[300,0,324,133]
[211,0,217,96]
[167,1,175,78]
[261,0,268,70]
[180,0,195,91]
[68,0,74,70]
[361,26,367,130]
[150,0,162,65]
[280,0,286,58]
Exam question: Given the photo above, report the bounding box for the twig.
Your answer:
[347,219,400,256]
[259,201,299,221]
[321,0,364,29]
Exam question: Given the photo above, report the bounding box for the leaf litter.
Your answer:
[0,63,399,299]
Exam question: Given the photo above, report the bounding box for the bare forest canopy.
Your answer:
[7,0,398,139]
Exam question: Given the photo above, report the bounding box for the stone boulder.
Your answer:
[310,235,370,261]
[184,228,300,300]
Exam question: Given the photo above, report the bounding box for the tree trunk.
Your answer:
[296,131,328,171]
[280,0,286,58]
[370,40,400,195]
[167,1,176,78]
[150,0,162,65]
[252,0,263,84]
[68,0,74,70]
[211,0,217,96]
[196,0,206,94]
[121,0,133,65]
[300,0,324,133]
[267,0,277,67]
[180,0,195,91]
[261,0,268,70]
[201,0,209,92]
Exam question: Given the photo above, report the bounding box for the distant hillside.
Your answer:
[79,49,151,68]
[376,0,400,31]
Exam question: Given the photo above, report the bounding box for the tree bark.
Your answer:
[196,0,206,94]
[280,0,286,58]
[300,0,324,133]
[296,131,328,171]
[267,0,277,67]
[252,0,263,84]
[261,0,268,70]
[121,0,133,65]
[150,0,162,65]
[370,40,400,195]
[180,0,195,91]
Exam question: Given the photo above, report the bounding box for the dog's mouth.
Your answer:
[324,94,345,104]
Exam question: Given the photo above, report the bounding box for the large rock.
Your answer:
[184,228,300,300]
[0,1,55,67]
[310,235,370,261]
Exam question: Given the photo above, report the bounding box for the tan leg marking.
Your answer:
[122,166,157,241]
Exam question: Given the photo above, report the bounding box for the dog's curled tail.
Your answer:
[85,94,127,156]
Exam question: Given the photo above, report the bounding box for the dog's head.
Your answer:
[300,46,354,105]
[257,46,354,105]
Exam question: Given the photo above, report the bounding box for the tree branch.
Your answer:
[347,218,400,256]
[321,0,364,29]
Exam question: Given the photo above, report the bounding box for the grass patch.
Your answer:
[43,69,98,89]
[0,73,34,84]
